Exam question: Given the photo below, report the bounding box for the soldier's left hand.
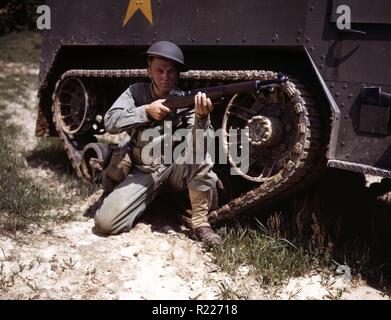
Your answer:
[194,92,213,119]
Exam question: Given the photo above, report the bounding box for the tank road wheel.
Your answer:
[222,80,310,182]
[54,77,95,135]
[211,74,324,223]
[52,77,97,178]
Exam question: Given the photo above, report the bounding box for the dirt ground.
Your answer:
[0,61,389,300]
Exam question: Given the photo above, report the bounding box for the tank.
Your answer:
[36,0,391,222]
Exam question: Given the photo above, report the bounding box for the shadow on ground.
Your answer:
[26,138,76,177]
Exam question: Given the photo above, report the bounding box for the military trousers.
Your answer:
[94,160,218,235]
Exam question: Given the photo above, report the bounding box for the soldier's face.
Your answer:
[148,57,179,97]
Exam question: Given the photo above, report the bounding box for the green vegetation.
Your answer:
[0,31,41,107]
[0,0,45,36]
[0,31,98,234]
[0,112,57,233]
[213,223,318,288]
[27,137,100,199]
[0,112,99,234]
[0,30,41,63]
[212,169,391,291]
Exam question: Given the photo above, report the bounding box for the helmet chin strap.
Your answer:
[151,78,171,98]
[148,67,162,96]
[151,78,161,96]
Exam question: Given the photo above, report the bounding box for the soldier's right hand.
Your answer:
[146,99,171,121]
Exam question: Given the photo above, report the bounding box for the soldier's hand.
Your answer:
[146,99,171,121]
[194,92,213,119]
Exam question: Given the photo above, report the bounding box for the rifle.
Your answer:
[163,73,289,111]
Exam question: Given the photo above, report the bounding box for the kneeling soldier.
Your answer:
[95,41,222,246]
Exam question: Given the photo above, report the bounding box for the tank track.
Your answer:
[51,69,324,223]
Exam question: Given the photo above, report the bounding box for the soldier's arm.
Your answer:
[104,87,151,134]
[184,92,215,153]
[184,92,214,130]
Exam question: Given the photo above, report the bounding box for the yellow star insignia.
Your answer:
[123,0,153,26]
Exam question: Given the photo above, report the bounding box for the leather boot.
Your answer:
[194,226,222,246]
[188,189,222,246]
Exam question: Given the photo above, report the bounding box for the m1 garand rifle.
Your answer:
[163,73,289,115]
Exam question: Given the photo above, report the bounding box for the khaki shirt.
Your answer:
[104,82,212,167]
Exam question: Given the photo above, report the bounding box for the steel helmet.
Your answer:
[146,41,186,70]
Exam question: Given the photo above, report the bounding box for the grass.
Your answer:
[0,30,99,234]
[0,31,56,233]
[0,112,59,233]
[0,30,41,63]
[0,109,98,234]
[217,281,245,299]
[0,31,42,106]
[213,222,322,288]
[0,73,38,105]
[212,169,391,293]
[27,137,100,199]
